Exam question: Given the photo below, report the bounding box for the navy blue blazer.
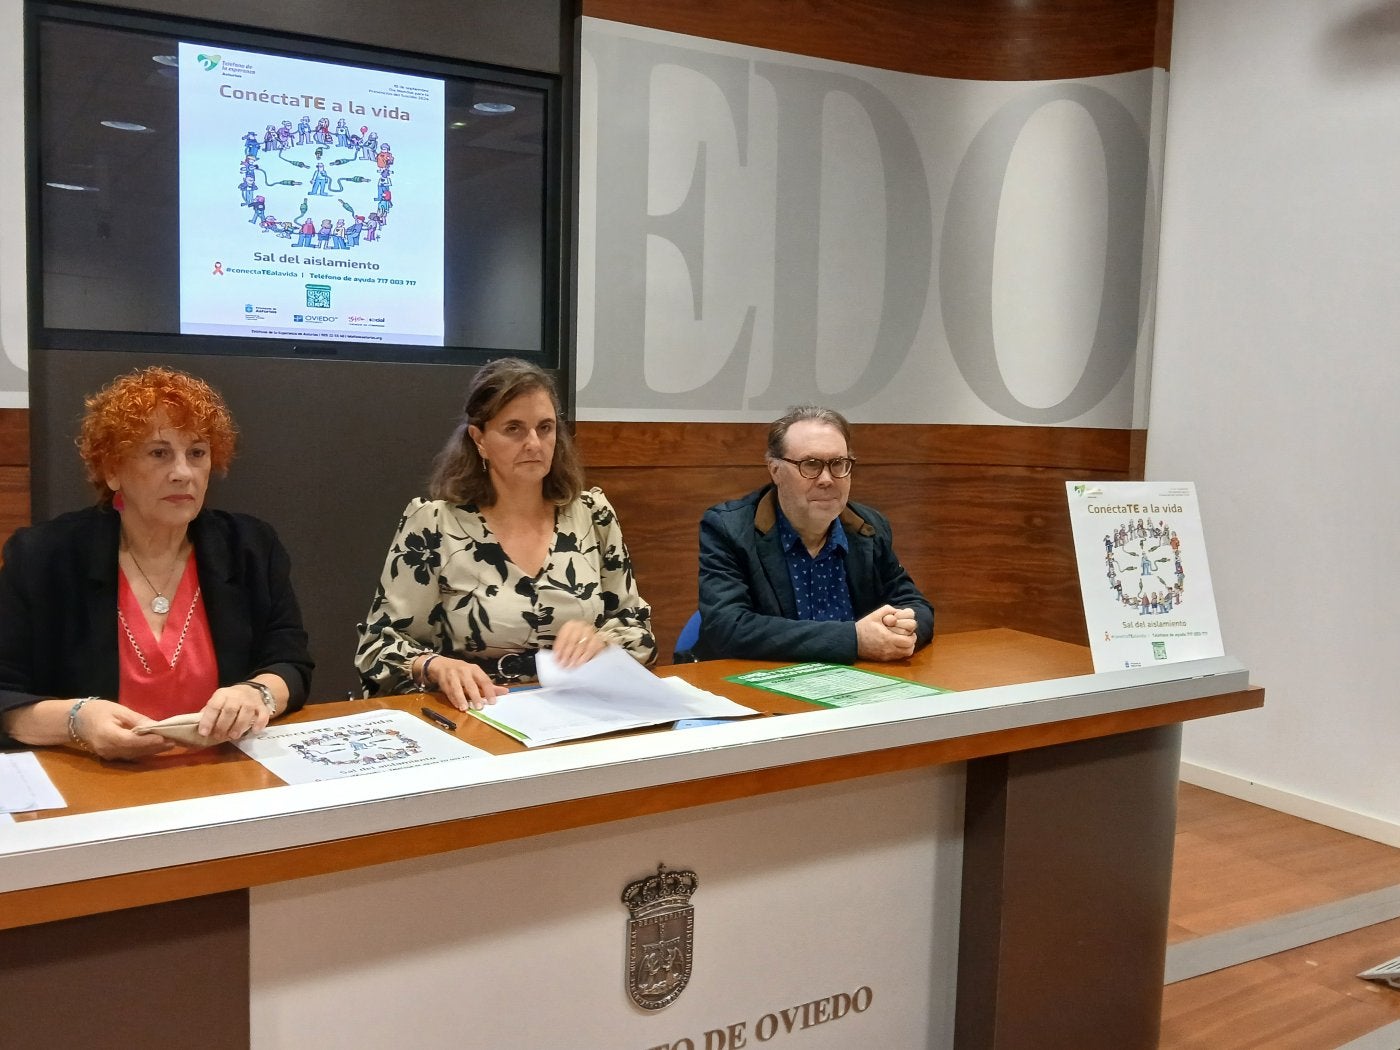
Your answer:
[0,505,313,747]
[695,485,933,663]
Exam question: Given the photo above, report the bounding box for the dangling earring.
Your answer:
[478,447,488,473]
[113,491,126,512]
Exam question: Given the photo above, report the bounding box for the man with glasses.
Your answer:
[693,405,933,662]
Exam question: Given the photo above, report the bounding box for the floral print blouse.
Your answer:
[356,488,656,695]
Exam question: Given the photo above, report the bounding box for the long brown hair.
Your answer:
[429,358,584,506]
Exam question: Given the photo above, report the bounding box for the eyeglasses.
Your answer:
[776,456,856,479]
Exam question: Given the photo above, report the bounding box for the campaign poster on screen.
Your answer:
[1066,481,1225,672]
[177,43,445,346]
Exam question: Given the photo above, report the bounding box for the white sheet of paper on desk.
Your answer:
[1358,954,1400,988]
[471,647,757,747]
[234,709,490,785]
[0,751,68,813]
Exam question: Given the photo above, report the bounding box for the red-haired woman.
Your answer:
[0,367,313,759]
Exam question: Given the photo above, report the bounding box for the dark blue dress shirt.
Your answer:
[775,507,855,623]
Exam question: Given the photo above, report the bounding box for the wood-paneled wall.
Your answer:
[0,410,29,550]
[578,421,1144,660]
[584,0,1173,78]
[1,412,1140,661]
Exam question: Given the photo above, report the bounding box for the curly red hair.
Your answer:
[77,367,238,504]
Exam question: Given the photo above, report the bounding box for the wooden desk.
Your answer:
[0,630,1262,1049]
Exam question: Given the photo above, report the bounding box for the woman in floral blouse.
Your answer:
[356,358,656,710]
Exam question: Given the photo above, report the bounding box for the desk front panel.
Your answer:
[250,766,964,1049]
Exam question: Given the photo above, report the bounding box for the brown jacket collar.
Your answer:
[752,486,876,539]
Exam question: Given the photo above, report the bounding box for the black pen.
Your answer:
[420,707,457,732]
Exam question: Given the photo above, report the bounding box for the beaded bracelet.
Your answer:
[67,697,97,752]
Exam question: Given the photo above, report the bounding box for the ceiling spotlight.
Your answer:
[471,102,516,115]
[152,54,178,67]
[46,182,99,192]
[100,120,152,132]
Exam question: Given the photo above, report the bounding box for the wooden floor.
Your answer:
[1163,784,1400,1048]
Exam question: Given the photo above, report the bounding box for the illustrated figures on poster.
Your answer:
[1102,520,1187,615]
[289,725,423,767]
[231,112,409,252]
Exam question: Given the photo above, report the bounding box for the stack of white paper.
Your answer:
[471,646,757,747]
[0,751,67,814]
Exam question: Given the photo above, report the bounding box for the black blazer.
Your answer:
[695,485,934,663]
[0,505,313,746]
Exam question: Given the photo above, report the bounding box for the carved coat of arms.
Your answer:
[622,864,698,1010]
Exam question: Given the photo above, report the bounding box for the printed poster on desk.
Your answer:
[235,709,487,785]
[1066,481,1225,672]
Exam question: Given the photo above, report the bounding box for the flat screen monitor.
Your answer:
[27,2,561,364]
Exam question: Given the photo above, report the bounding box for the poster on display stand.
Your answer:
[1066,481,1225,672]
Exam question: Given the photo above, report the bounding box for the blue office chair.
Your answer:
[673,611,702,663]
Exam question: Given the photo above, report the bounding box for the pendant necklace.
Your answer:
[123,540,182,615]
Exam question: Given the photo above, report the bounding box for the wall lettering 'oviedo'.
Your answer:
[578,18,1165,426]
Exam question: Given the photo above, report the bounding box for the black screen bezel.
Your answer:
[24,0,565,367]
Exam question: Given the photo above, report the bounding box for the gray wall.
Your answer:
[31,0,576,697]
[1150,0,1400,840]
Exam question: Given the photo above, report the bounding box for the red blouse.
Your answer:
[117,554,219,720]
